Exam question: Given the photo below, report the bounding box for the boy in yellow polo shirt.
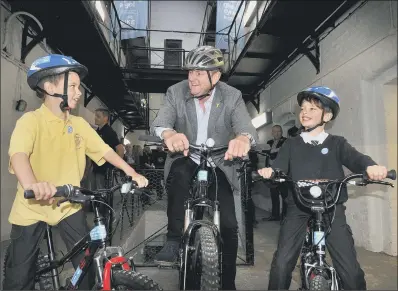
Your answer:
[3,54,148,290]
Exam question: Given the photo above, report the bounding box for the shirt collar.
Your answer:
[300,130,329,145]
[39,104,71,122]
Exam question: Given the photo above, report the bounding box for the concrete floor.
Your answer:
[0,192,397,290]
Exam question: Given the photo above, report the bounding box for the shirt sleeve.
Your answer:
[338,137,377,173]
[80,119,112,166]
[8,112,38,174]
[108,128,121,149]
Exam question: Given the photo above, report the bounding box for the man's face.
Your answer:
[272,126,282,140]
[188,70,220,97]
[44,72,82,109]
[94,111,108,126]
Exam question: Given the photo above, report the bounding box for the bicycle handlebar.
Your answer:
[252,169,396,209]
[23,176,141,204]
[138,135,229,154]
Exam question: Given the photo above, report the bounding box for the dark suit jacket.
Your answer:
[264,137,287,162]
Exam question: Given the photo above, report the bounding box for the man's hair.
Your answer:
[272,124,282,131]
[95,108,110,119]
[36,74,64,98]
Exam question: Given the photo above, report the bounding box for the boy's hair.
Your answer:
[301,95,333,115]
[95,108,110,119]
[36,74,64,98]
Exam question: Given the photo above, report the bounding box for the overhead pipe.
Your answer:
[2,11,48,52]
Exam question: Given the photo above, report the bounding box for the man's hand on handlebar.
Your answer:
[224,135,251,161]
[258,167,274,179]
[24,182,57,204]
[366,165,388,181]
[163,131,189,156]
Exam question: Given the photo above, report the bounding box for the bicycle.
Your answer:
[252,168,396,290]
[139,135,234,290]
[3,176,162,290]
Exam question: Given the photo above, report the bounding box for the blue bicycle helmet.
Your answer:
[27,54,88,90]
[297,86,340,120]
[27,54,88,111]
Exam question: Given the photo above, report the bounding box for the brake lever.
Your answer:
[360,179,394,187]
[57,198,68,207]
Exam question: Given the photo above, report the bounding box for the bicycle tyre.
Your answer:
[309,275,330,290]
[3,246,53,290]
[111,270,162,290]
[186,226,220,290]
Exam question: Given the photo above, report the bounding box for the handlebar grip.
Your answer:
[363,169,396,181]
[24,185,70,199]
[387,169,396,180]
[251,171,262,181]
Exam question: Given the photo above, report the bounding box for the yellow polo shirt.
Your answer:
[8,104,112,226]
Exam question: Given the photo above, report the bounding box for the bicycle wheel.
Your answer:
[309,275,330,290]
[111,270,162,290]
[185,226,220,290]
[3,246,53,290]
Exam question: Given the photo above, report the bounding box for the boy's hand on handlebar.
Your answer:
[366,165,388,181]
[25,182,57,204]
[258,167,273,179]
[224,136,250,160]
[125,169,148,188]
[164,132,189,156]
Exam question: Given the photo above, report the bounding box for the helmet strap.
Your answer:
[190,71,215,100]
[36,72,70,112]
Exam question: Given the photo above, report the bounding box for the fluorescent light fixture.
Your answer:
[95,1,106,22]
[243,1,258,27]
[252,112,267,129]
[252,111,272,129]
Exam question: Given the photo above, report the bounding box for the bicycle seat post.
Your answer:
[45,224,61,289]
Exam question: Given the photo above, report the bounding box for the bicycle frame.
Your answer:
[179,145,224,290]
[300,207,340,290]
[37,201,133,290]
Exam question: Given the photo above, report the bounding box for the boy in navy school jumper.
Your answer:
[258,86,388,290]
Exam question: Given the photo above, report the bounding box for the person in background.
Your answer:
[93,108,125,189]
[263,125,288,221]
[124,143,134,165]
[151,145,167,169]
[287,125,300,137]
[141,146,153,168]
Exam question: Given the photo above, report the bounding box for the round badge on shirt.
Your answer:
[321,148,329,155]
[67,126,73,134]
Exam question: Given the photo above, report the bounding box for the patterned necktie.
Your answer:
[311,140,319,146]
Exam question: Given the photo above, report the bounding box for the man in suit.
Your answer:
[263,125,287,221]
[150,46,258,290]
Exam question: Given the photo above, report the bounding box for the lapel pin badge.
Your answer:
[216,103,220,108]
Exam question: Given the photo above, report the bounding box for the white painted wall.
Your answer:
[0,4,126,241]
[246,1,397,255]
[149,1,207,68]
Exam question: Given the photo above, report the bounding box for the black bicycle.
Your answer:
[252,168,396,290]
[139,135,234,290]
[3,176,162,290]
